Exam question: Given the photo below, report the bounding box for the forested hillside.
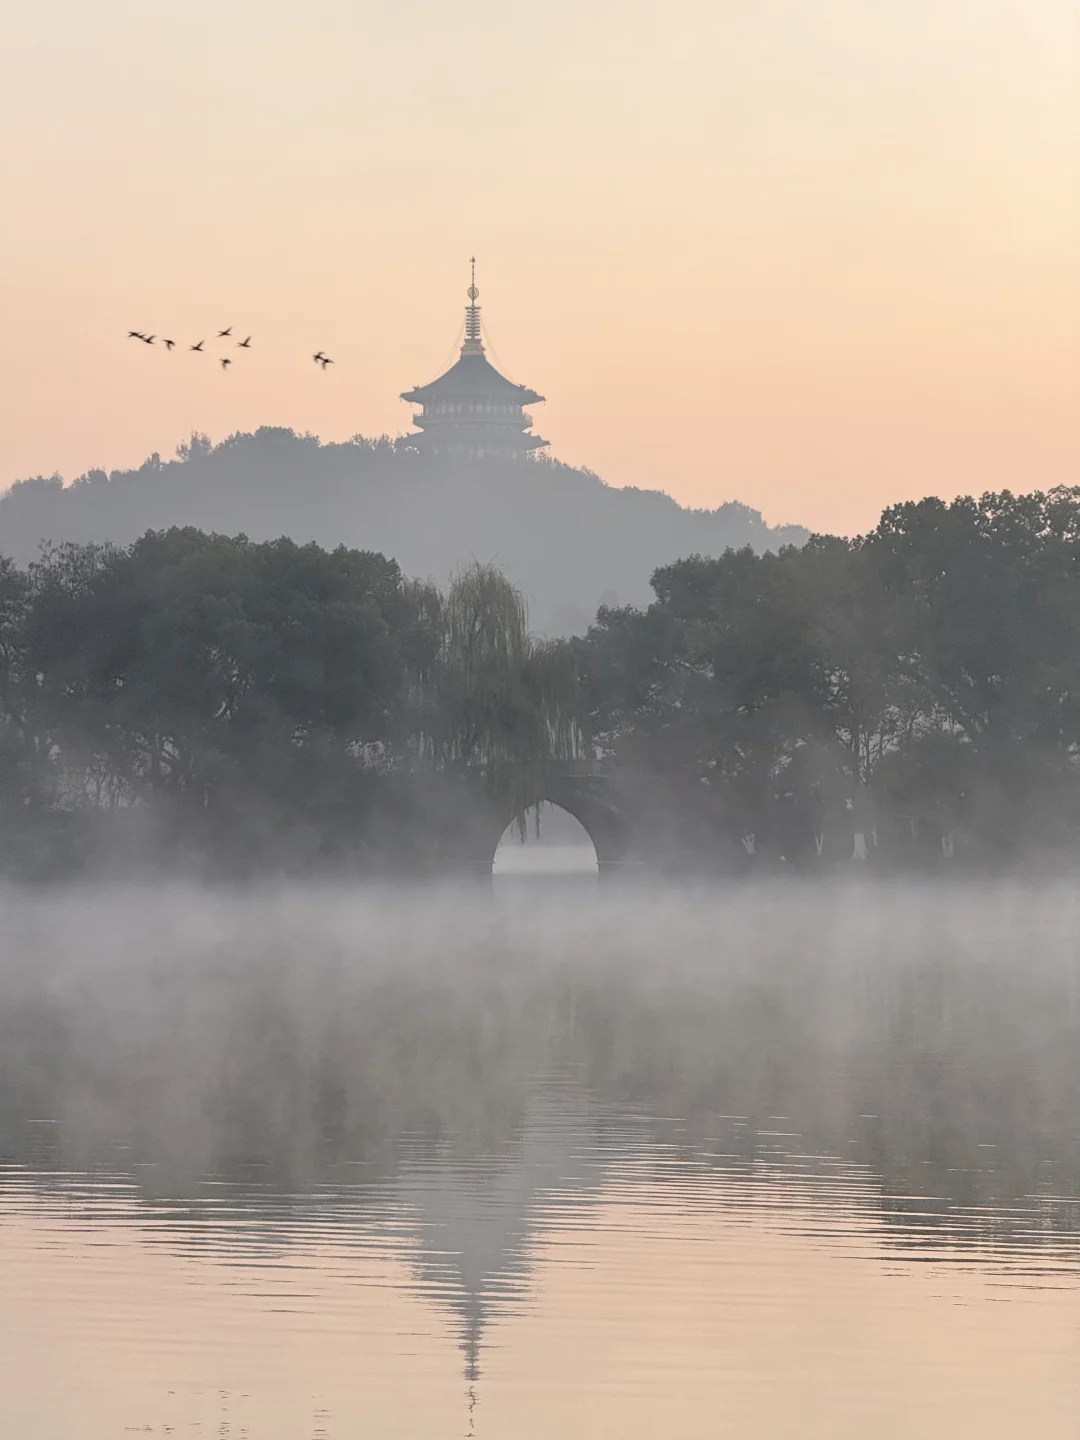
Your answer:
[0,429,807,636]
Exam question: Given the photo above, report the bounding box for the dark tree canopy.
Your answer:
[0,532,578,876]
[576,487,1080,867]
[3,486,1080,878]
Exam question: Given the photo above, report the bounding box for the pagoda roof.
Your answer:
[401,351,544,407]
[403,424,549,451]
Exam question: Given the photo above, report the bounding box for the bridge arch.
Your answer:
[463,771,642,880]
[420,768,645,880]
[494,802,599,878]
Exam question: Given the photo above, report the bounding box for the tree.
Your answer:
[18,530,436,819]
[0,556,33,807]
[868,489,1080,851]
[578,488,1080,866]
[422,563,582,828]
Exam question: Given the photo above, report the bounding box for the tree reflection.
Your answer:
[2,882,1080,1391]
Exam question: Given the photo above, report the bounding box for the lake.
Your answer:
[2,881,1079,1437]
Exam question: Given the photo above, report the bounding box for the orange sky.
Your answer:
[1,0,1076,534]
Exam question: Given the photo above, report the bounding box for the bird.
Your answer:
[237,336,252,349]
[220,357,232,370]
[163,338,175,350]
[140,334,156,344]
[127,330,146,341]
[312,351,326,364]
[318,356,334,370]
[189,340,205,352]
[217,327,232,338]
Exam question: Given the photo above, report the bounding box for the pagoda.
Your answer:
[401,262,548,457]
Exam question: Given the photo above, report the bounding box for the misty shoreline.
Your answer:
[4,486,1080,881]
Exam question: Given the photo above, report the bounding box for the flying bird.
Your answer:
[217,327,232,338]
[220,357,232,370]
[312,351,326,363]
[127,330,146,341]
[237,336,252,349]
[140,334,156,344]
[319,356,334,370]
[162,338,175,350]
[189,340,205,352]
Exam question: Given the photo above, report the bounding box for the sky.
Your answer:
[1,0,1076,534]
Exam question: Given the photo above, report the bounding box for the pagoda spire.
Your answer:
[462,256,484,356]
[399,262,548,457]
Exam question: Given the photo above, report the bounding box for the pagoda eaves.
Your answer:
[400,267,547,457]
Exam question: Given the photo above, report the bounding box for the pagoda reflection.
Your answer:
[393,1084,608,1385]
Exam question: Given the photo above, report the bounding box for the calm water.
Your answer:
[2,881,1080,1437]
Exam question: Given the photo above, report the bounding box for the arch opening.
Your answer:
[492,802,599,886]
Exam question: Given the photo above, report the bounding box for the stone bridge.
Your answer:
[425,761,755,880]
[417,761,870,879]
[482,762,641,878]
[409,762,637,880]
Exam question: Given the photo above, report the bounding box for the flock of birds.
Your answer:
[126,328,335,371]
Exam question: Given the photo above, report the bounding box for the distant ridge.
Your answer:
[0,429,809,635]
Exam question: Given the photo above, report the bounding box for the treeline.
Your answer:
[577,487,1080,866]
[3,486,1080,878]
[0,529,578,877]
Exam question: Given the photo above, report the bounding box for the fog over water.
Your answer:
[3,880,1080,1437]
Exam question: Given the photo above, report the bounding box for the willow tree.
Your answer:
[423,563,584,826]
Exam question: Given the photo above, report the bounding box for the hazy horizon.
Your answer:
[4,0,1077,534]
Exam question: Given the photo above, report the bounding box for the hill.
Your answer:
[0,429,808,635]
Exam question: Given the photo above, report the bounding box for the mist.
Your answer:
[3,879,1078,1229]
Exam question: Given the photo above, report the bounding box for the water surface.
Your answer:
[2,882,1079,1437]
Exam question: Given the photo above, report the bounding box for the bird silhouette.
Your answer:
[318,356,334,370]
[217,327,232,338]
[237,336,252,349]
[220,357,232,370]
[127,331,146,341]
[163,338,175,350]
[189,340,205,352]
[141,334,156,344]
[312,351,326,363]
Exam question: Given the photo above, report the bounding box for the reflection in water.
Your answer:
[396,1087,607,1384]
[2,882,1080,1436]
